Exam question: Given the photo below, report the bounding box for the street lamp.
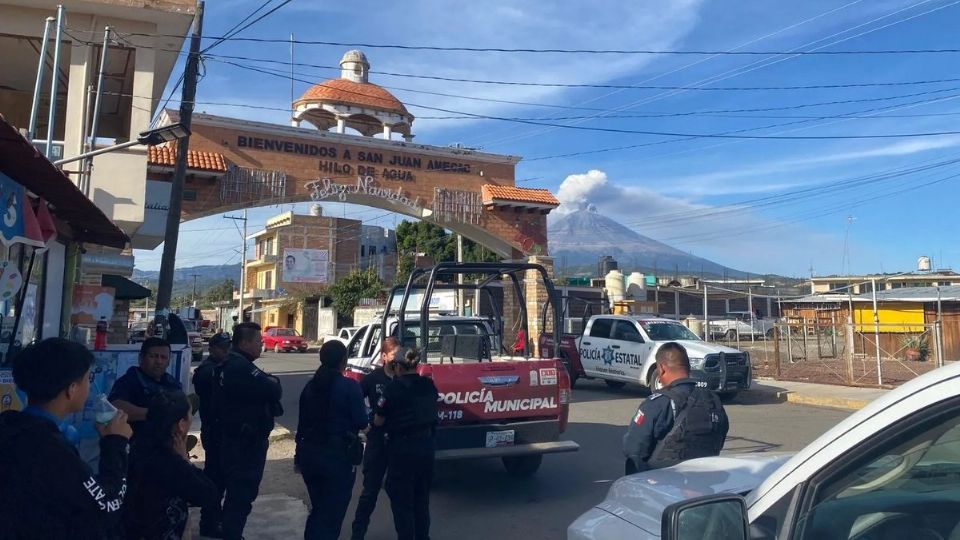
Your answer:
[53,123,190,166]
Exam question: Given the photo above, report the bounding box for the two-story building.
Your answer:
[808,271,960,295]
[240,210,361,336]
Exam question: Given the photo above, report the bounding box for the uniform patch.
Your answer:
[377,397,386,409]
[648,393,662,400]
[633,409,645,426]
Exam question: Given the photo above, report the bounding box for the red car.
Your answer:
[262,327,309,353]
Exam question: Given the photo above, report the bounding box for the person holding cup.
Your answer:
[0,338,133,539]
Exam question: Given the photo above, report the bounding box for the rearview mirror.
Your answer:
[661,494,749,540]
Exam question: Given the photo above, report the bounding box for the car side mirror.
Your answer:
[661,494,749,540]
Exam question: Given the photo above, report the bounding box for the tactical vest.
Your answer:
[648,386,728,469]
[386,376,437,437]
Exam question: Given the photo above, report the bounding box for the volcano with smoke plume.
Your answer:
[548,207,747,278]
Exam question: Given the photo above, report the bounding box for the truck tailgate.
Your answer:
[425,360,564,425]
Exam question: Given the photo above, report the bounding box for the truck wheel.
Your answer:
[502,455,543,477]
[605,380,626,389]
[725,329,737,341]
[719,392,738,403]
[647,369,663,392]
[766,328,776,340]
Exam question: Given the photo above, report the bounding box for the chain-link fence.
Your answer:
[711,320,955,387]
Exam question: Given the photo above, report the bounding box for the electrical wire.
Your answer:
[211,59,960,140]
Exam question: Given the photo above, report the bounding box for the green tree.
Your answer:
[328,268,385,325]
[394,221,500,284]
[202,279,235,307]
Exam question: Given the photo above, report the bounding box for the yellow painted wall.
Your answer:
[854,302,925,332]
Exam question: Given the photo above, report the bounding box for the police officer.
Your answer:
[374,347,438,540]
[623,342,729,475]
[192,332,232,538]
[109,337,181,440]
[216,322,283,540]
[295,340,368,540]
[351,337,399,540]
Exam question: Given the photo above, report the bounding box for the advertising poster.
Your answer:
[281,248,329,284]
[71,285,114,326]
[0,369,26,412]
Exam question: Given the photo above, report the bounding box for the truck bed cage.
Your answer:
[386,262,562,361]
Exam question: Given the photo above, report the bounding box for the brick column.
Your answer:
[525,255,554,358]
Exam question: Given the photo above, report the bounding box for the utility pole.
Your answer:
[155,2,203,331]
[456,234,464,316]
[191,274,200,305]
[224,211,248,322]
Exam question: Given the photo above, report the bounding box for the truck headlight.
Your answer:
[690,357,706,370]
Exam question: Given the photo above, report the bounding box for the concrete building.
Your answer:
[808,272,960,295]
[359,224,397,283]
[0,0,194,343]
[0,0,194,247]
[240,211,360,336]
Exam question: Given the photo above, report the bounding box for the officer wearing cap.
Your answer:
[623,342,729,475]
[374,347,438,540]
[192,332,231,538]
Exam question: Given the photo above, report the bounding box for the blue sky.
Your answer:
[134,0,960,277]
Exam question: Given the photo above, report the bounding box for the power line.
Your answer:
[161,50,960,91]
[479,0,955,147]
[201,0,296,54]
[113,34,960,55]
[213,59,960,140]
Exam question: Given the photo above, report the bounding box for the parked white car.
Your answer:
[323,326,359,345]
[708,312,775,340]
[568,360,960,539]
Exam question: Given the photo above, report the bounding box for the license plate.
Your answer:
[485,430,515,448]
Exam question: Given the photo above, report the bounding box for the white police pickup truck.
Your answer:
[569,360,960,540]
[540,316,751,401]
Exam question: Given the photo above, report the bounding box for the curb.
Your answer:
[189,426,294,443]
[269,426,294,443]
[738,386,872,411]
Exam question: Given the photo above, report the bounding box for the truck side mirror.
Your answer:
[661,494,748,540]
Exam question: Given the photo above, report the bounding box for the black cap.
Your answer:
[209,333,231,348]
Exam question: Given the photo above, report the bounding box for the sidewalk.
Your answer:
[744,379,889,410]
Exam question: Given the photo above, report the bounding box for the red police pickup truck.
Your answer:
[344,262,579,476]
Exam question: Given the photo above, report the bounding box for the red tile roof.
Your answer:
[481,185,559,207]
[295,79,410,116]
[148,144,228,172]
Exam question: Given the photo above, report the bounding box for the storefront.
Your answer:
[0,116,128,367]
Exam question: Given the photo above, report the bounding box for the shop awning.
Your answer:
[0,118,129,249]
[101,274,152,300]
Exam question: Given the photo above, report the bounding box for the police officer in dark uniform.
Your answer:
[351,337,399,540]
[216,322,283,540]
[109,337,181,441]
[192,332,232,538]
[623,342,729,475]
[374,347,438,540]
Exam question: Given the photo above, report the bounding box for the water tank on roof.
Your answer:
[626,272,646,299]
[918,256,931,271]
[605,270,625,303]
[598,256,618,278]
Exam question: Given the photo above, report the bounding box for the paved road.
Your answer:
[244,351,851,539]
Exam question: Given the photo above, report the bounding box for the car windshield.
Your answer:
[640,321,701,341]
[182,320,197,332]
[276,329,297,336]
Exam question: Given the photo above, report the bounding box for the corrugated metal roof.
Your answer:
[854,285,960,302]
[782,294,866,304]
